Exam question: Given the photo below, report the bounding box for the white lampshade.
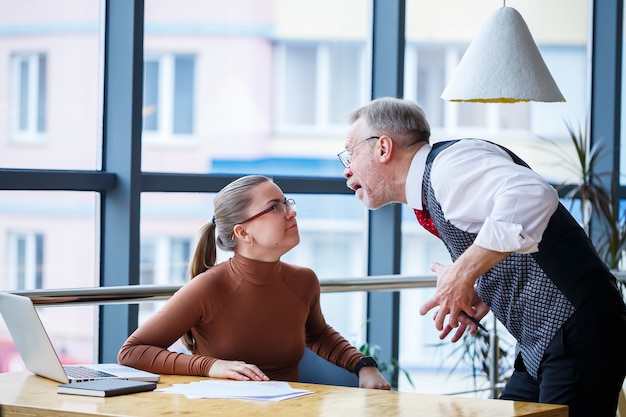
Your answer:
[441,6,565,103]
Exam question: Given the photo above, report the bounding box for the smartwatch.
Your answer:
[353,356,378,375]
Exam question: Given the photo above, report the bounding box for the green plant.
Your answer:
[542,119,610,234]
[543,118,626,281]
[355,318,414,390]
[595,184,626,270]
[434,316,514,396]
[357,341,415,390]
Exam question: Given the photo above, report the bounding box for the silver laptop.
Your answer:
[0,292,160,384]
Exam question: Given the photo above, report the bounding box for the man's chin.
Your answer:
[356,191,385,210]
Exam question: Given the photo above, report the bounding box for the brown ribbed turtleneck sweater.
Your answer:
[118,253,361,381]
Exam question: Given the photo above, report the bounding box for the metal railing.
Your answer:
[10,275,438,306]
[12,271,626,306]
[7,272,626,398]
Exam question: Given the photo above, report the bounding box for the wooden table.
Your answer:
[0,371,567,417]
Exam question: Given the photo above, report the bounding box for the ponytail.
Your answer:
[181,221,217,353]
[189,222,217,278]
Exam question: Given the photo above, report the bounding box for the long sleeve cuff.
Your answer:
[474,216,539,254]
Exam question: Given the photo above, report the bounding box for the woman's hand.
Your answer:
[358,366,392,390]
[208,359,270,381]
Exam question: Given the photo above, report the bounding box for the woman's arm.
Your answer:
[305,282,391,390]
[117,281,214,376]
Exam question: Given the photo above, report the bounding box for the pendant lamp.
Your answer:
[440,5,565,103]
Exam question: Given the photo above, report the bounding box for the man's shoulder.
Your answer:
[427,139,462,163]
[430,139,509,159]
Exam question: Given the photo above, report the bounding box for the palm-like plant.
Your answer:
[435,316,514,397]
[544,119,610,234]
[546,119,626,272]
[358,341,415,389]
[356,318,415,390]
[595,179,626,271]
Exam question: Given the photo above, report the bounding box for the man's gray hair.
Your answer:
[350,97,431,146]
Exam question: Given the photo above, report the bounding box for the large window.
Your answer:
[0,0,617,397]
[0,1,101,171]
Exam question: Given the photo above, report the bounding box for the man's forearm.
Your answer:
[449,244,511,286]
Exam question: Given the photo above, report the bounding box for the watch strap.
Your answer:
[353,356,377,375]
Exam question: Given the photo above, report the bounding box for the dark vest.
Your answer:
[423,139,621,378]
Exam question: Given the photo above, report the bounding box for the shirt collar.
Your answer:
[405,143,431,210]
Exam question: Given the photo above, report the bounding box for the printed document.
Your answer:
[157,380,313,401]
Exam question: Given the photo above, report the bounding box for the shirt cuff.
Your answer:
[474,217,539,254]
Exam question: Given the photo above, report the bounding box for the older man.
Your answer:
[339,96,626,417]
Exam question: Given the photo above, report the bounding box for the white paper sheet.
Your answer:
[156,380,313,401]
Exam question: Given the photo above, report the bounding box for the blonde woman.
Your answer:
[118,175,390,390]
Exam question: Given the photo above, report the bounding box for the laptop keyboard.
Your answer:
[63,365,116,379]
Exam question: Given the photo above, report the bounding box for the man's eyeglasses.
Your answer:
[239,199,297,224]
[337,136,380,168]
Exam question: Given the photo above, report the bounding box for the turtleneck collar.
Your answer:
[228,253,283,285]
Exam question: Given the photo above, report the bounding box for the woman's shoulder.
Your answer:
[179,262,238,295]
[281,261,317,278]
[280,261,319,292]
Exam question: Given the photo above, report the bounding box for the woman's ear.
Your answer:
[232,224,250,243]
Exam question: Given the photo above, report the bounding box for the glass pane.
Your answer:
[18,58,29,130]
[0,0,102,169]
[282,44,317,125]
[138,191,369,349]
[456,102,486,127]
[143,60,160,131]
[0,191,99,291]
[401,0,589,395]
[173,55,195,135]
[0,304,98,372]
[413,48,446,128]
[142,0,372,176]
[0,191,99,370]
[37,54,47,132]
[328,44,364,126]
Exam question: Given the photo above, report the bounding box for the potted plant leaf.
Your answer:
[544,118,626,284]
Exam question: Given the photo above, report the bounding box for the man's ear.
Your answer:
[378,135,393,163]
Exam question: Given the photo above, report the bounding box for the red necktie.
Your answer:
[414,208,440,238]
